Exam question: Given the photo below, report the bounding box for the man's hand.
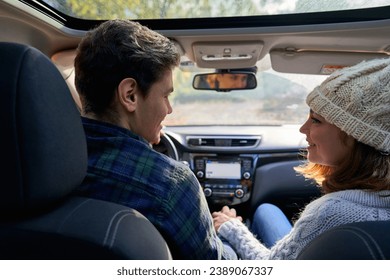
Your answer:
[212,205,243,231]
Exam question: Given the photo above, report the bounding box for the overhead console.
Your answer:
[192,155,255,206]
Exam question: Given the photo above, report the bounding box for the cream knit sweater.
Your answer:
[218,189,390,260]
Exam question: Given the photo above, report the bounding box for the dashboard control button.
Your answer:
[243,172,251,179]
[203,188,212,197]
[235,189,244,198]
[196,171,204,178]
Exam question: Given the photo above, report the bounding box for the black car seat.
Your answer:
[297,220,390,260]
[251,160,321,220]
[0,42,171,259]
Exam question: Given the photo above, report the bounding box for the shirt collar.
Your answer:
[81,116,149,145]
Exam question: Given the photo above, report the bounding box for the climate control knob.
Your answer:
[203,188,212,197]
[234,189,244,198]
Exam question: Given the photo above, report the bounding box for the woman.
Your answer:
[212,57,390,260]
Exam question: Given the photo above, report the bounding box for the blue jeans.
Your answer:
[251,203,292,248]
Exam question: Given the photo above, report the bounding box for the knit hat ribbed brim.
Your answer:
[306,58,390,153]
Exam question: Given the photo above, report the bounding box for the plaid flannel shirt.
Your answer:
[76,117,236,260]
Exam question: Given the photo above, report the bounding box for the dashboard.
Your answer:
[193,155,255,205]
[154,125,321,218]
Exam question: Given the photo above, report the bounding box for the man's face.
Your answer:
[132,69,173,144]
[217,73,248,89]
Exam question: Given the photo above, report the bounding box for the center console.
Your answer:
[192,155,255,205]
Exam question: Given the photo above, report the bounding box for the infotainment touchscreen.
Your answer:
[205,160,241,179]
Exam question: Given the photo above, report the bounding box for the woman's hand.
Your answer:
[212,205,243,231]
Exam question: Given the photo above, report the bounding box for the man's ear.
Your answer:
[117,78,138,112]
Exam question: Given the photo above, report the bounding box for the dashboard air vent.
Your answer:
[231,138,258,147]
[187,136,260,148]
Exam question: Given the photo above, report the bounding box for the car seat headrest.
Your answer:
[0,42,87,217]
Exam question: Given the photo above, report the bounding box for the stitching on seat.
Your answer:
[57,198,93,233]
[103,210,134,247]
[341,226,385,260]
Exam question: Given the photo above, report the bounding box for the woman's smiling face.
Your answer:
[299,110,355,167]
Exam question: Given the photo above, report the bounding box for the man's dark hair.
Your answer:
[74,19,180,115]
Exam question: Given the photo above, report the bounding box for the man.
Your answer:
[216,73,249,89]
[73,19,236,260]
[206,67,257,90]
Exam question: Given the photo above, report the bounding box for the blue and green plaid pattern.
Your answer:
[76,117,235,260]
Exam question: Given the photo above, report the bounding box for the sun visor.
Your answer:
[192,41,263,69]
[270,49,389,74]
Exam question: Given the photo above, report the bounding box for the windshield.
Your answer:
[164,59,327,126]
[43,0,390,20]
[39,0,388,126]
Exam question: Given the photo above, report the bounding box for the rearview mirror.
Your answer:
[193,72,257,91]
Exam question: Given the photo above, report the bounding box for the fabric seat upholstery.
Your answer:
[0,42,171,259]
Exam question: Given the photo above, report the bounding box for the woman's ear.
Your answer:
[117,78,138,112]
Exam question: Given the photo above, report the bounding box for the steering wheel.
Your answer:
[152,132,179,161]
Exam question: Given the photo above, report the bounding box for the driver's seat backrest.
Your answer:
[0,42,171,259]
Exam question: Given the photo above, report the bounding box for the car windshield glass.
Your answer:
[42,0,390,20]
[163,56,327,126]
[36,0,389,126]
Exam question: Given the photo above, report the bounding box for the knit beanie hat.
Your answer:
[306,58,390,154]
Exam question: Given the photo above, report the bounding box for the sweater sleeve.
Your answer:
[218,199,329,260]
[218,219,271,259]
[219,190,390,260]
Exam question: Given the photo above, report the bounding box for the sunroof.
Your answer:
[41,0,390,20]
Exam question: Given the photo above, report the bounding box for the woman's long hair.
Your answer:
[295,133,390,194]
